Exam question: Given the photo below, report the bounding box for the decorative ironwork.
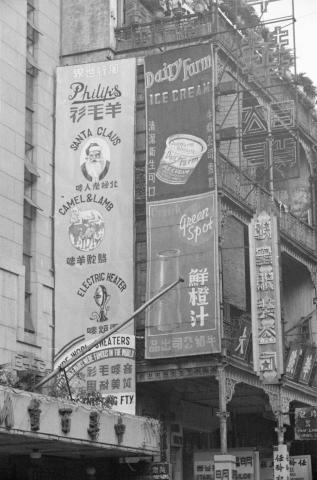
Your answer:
[225,377,239,402]
[218,156,315,252]
[262,384,280,412]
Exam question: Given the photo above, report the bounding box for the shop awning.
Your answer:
[0,386,160,458]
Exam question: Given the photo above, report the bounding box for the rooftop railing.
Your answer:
[115,10,216,51]
[115,9,317,138]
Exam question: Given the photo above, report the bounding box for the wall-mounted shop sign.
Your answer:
[195,449,260,480]
[298,346,317,385]
[261,455,312,480]
[150,463,171,480]
[285,343,317,385]
[249,211,283,383]
[54,59,136,413]
[285,343,304,379]
[295,407,317,440]
[273,445,289,480]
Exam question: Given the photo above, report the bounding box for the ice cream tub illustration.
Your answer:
[156,134,207,185]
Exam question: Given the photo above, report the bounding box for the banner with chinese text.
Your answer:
[54,59,136,413]
[249,211,284,383]
[144,44,220,358]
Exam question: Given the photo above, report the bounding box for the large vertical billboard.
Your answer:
[144,44,220,359]
[54,59,136,413]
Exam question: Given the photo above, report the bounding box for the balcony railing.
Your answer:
[218,156,316,252]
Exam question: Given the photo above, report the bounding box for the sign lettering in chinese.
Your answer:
[242,96,298,184]
[261,456,311,480]
[144,44,220,359]
[194,459,213,480]
[151,463,171,480]
[295,407,317,440]
[145,193,219,358]
[195,449,259,480]
[274,445,290,480]
[54,59,136,413]
[298,346,317,385]
[285,343,304,380]
[249,211,283,383]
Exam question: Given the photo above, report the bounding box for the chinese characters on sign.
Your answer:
[295,407,317,440]
[146,194,219,358]
[249,212,283,383]
[261,456,312,480]
[273,445,290,480]
[54,59,136,413]
[144,44,220,359]
[285,344,316,385]
[285,344,303,379]
[242,97,298,184]
[151,463,170,480]
[298,346,317,384]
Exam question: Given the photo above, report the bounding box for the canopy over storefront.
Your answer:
[0,385,160,458]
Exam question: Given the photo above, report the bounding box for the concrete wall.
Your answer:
[0,0,60,373]
[61,0,117,59]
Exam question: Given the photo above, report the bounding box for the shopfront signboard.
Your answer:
[261,455,312,480]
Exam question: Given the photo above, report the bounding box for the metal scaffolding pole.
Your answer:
[35,277,184,391]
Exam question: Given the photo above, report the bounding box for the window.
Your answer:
[27,0,40,59]
[23,210,35,333]
[25,107,33,147]
[23,0,40,335]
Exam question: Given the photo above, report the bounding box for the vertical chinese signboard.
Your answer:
[54,59,136,413]
[144,44,220,359]
[273,445,290,480]
[249,211,283,383]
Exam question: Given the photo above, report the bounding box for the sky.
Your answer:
[259,0,317,87]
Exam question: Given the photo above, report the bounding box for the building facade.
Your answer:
[2,0,317,479]
[0,0,58,377]
[0,1,160,479]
